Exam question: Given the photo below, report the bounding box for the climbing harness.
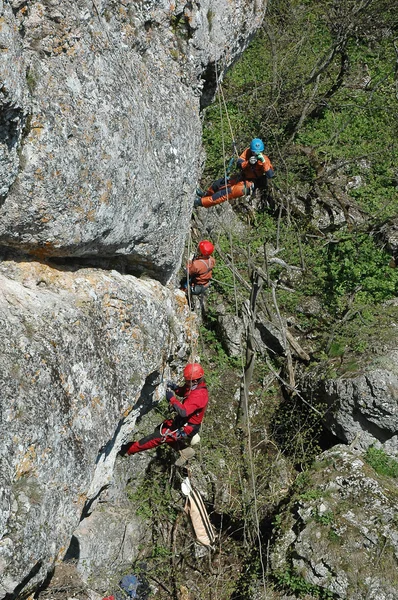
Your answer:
[160,423,188,442]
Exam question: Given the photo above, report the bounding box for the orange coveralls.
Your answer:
[199,147,274,208]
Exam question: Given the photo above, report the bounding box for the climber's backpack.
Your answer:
[181,477,216,547]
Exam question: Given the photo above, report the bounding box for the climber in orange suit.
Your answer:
[184,240,216,297]
[195,138,274,208]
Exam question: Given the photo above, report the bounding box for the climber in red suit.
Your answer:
[119,363,208,456]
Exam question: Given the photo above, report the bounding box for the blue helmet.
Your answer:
[118,575,139,598]
[250,138,264,153]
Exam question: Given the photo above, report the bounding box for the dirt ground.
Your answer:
[34,563,101,600]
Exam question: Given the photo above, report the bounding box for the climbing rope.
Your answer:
[216,59,240,159]
[214,60,269,597]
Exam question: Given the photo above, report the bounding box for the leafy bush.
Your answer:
[274,568,336,598]
[364,446,398,478]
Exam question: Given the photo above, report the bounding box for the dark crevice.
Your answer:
[0,100,29,208]
[199,62,218,110]
[32,567,55,600]
[351,408,395,444]
[0,102,24,151]
[80,484,109,521]
[3,560,43,600]
[63,535,80,562]
[0,246,172,285]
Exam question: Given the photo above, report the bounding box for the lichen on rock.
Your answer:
[0,259,194,596]
[271,445,398,600]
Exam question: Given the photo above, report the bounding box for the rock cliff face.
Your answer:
[0,258,194,596]
[271,446,398,600]
[0,0,266,282]
[301,302,398,457]
[313,356,398,455]
[0,0,268,596]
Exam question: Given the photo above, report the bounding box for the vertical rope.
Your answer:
[214,61,269,597]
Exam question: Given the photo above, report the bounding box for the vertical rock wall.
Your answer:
[0,0,266,281]
[0,259,195,596]
[0,0,268,595]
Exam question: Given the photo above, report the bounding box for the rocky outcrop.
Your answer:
[271,445,398,600]
[0,0,267,282]
[302,308,398,456]
[317,359,398,455]
[378,217,398,262]
[0,258,194,597]
[286,149,368,231]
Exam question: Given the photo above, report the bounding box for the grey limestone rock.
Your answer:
[0,0,269,594]
[271,445,398,599]
[303,346,398,456]
[66,506,147,587]
[0,259,194,597]
[0,0,267,282]
[214,303,244,356]
[0,1,30,200]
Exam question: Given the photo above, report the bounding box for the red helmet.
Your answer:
[198,240,214,257]
[183,363,204,381]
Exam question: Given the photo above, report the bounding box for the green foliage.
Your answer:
[274,568,336,598]
[150,544,171,559]
[231,549,263,599]
[313,509,334,526]
[273,513,283,530]
[134,1,398,596]
[328,529,341,543]
[321,232,398,310]
[202,0,398,222]
[297,488,323,502]
[270,396,325,468]
[127,454,178,522]
[207,202,398,368]
[364,446,398,478]
[294,471,312,492]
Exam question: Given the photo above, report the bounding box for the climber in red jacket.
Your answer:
[119,363,208,460]
[195,138,274,208]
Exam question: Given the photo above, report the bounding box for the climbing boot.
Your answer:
[194,196,203,208]
[196,187,205,197]
[175,446,195,467]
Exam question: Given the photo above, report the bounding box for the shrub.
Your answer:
[364,446,398,478]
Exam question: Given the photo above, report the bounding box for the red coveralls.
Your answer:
[200,147,274,208]
[124,381,209,454]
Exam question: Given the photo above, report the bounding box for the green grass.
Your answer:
[364,446,398,478]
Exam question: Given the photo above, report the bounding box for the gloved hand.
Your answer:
[119,443,132,457]
[166,380,178,391]
[166,389,174,401]
[257,153,265,163]
[249,155,257,165]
